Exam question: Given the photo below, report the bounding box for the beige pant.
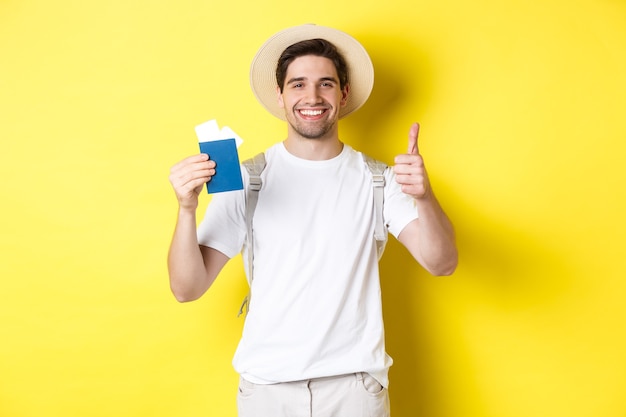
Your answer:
[237,372,390,417]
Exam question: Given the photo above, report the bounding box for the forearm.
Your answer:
[418,193,457,274]
[167,208,213,302]
[399,191,458,276]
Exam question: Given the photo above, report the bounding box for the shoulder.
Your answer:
[264,143,283,161]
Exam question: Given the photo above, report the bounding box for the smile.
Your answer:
[298,109,326,116]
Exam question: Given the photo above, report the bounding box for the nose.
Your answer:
[303,85,323,105]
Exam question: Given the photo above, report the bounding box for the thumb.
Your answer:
[407,122,420,155]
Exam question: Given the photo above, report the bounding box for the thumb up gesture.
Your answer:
[393,123,431,199]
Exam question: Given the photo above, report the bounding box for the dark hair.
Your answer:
[276,39,349,92]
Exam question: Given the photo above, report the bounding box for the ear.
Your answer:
[340,84,350,107]
[276,85,285,109]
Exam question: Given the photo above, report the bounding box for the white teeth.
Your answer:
[299,109,324,116]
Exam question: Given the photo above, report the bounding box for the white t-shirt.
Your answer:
[197,143,418,388]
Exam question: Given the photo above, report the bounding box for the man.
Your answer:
[168,24,457,417]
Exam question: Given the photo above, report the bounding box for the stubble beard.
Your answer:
[290,120,333,139]
[287,109,337,140]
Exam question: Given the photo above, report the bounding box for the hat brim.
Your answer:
[250,24,374,121]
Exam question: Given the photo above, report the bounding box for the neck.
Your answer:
[283,127,343,161]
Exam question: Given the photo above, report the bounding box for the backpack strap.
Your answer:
[361,153,388,259]
[239,152,266,317]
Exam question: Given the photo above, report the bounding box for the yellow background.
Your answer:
[1,0,625,416]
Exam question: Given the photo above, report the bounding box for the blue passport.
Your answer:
[198,138,244,194]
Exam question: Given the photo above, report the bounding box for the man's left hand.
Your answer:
[393,122,431,199]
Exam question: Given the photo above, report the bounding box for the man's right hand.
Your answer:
[169,154,216,210]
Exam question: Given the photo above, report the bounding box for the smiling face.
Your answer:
[277,55,349,140]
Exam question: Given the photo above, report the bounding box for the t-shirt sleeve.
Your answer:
[383,168,419,238]
[197,179,247,259]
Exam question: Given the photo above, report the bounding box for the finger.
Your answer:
[170,161,214,188]
[407,122,420,155]
[171,154,213,175]
[170,153,208,172]
[394,153,423,165]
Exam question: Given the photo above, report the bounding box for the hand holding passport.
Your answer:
[195,120,244,194]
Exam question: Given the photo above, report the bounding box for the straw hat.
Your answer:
[249,24,374,120]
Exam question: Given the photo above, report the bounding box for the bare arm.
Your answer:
[397,194,457,276]
[394,123,458,276]
[167,154,229,302]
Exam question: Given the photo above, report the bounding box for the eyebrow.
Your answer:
[286,76,339,84]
